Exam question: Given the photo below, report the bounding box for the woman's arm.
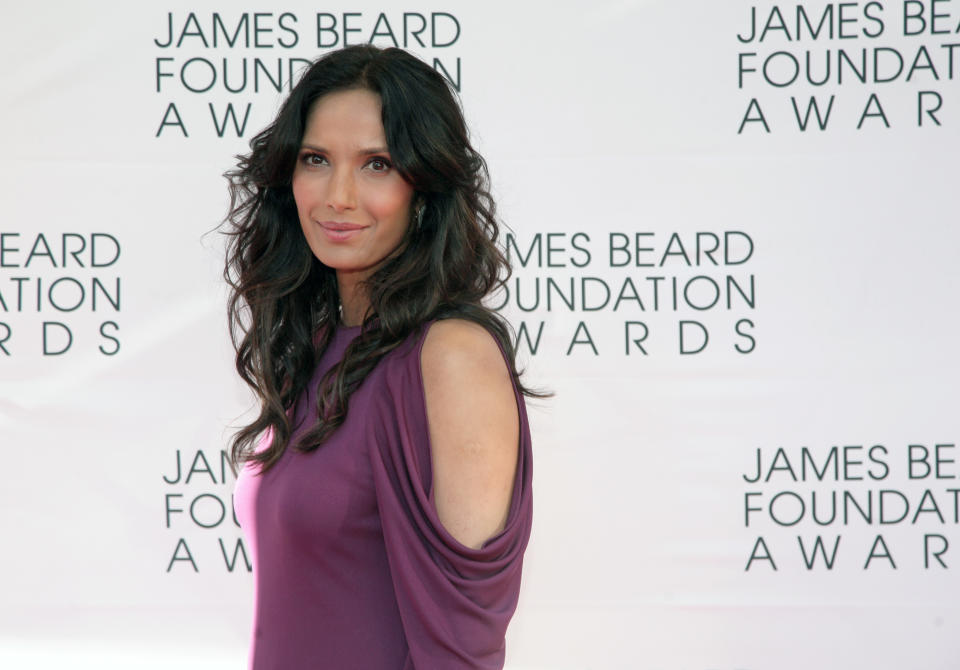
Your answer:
[421,318,521,551]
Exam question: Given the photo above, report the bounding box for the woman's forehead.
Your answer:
[302,89,386,149]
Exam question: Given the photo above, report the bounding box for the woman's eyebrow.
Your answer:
[300,142,390,155]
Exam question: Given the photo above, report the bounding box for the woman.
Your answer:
[222,44,546,669]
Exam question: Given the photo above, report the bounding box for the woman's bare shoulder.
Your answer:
[420,318,520,550]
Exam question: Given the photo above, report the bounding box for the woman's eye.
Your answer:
[301,153,327,166]
[368,157,391,172]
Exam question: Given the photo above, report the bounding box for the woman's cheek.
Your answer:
[291,176,310,218]
[369,181,414,222]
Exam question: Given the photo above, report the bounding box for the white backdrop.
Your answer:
[2,1,959,668]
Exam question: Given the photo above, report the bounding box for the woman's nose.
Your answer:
[326,167,357,212]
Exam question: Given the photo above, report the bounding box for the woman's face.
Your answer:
[292,87,415,284]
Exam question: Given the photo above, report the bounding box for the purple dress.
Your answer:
[233,319,534,669]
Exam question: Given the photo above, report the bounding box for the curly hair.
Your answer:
[221,44,548,475]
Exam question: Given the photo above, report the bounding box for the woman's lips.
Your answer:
[318,220,367,241]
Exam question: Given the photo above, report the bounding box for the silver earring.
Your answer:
[414,204,424,231]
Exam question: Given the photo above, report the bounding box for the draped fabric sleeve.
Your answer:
[367,320,534,670]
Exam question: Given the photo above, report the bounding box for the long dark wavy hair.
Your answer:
[222,45,549,475]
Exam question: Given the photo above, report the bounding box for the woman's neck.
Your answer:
[336,271,371,327]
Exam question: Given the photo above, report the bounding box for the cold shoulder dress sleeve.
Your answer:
[233,319,534,670]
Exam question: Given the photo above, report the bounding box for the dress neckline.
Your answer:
[336,321,364,336]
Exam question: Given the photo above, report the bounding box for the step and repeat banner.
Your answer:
[2,1,958,668]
